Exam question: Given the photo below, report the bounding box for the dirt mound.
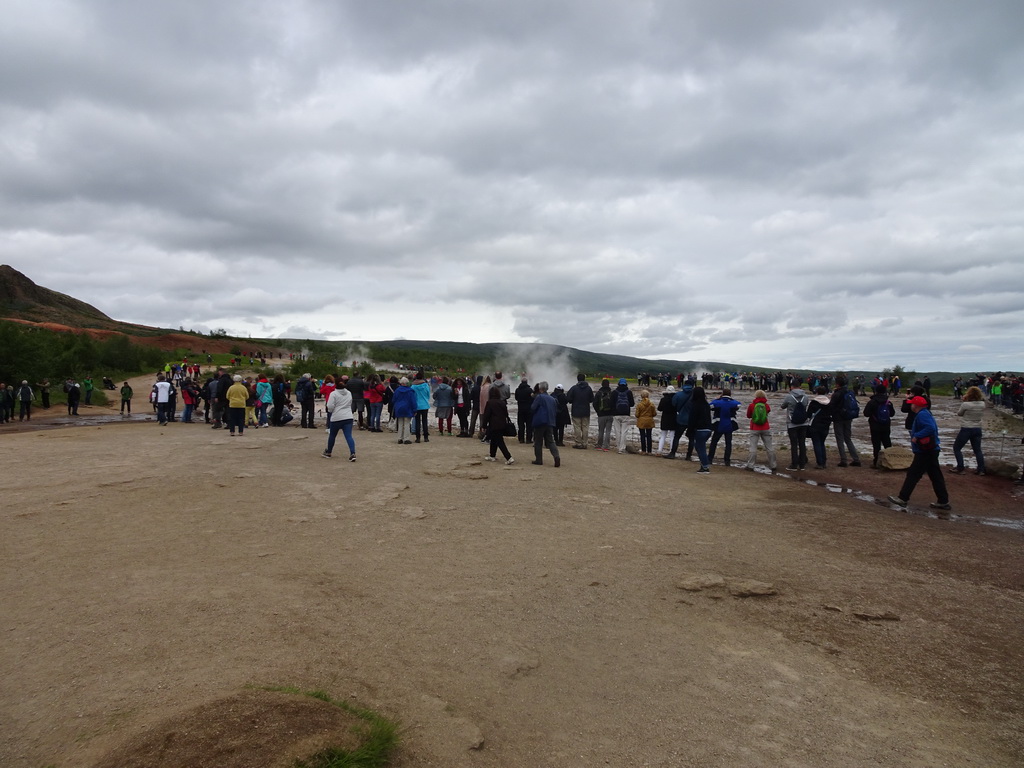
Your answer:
[90,689,365,768]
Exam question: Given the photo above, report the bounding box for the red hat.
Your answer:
[907,396,928,407]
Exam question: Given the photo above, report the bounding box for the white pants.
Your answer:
[745,431,777,470]
[613,415,631,453]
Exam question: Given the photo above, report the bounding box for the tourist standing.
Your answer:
[322,383,356,461]
[566,374,594,449]
[744,389,777,471]
[482,387,515,464]
[531,382,561,467]
[950,386,987,475]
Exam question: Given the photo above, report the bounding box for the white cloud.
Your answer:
[1,0,1023,371]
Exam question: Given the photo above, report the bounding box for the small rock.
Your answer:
[727,579,778,597]
[986,458,1019,479]
[853,610,901,621]
[878,446,914,470]
[823,604,843,612]
[676,574,726,592]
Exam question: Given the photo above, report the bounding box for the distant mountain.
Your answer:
[0,264,121,328]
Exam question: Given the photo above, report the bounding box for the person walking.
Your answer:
[743,389,777,471]
[482,387,515,464]
[119,381,133,415]
[530,382,561,467]
[950,386,987,475]
[888,396,950,512]
[863,384,895,468]
[323,382,357,461]
[829,375,862,467]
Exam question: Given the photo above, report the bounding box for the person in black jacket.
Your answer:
[689,387,714,473]
[514,379,534,444]
[565,374,594,449]
[863,384,896,468]
[656,386,678,456]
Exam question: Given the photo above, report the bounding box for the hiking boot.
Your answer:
[887,495,907,507]
[554,457,561,467]
[321,451,332,459]
[850,460,862,467]
[948,467,965,474]
[531,460,543,465]
[929,502,951,510]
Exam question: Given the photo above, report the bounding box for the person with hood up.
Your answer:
[565,373,594,449]
[863,384,896,468]
[592,379,615,451]
[707,388,741,466]
[743,389,777,471]
[611,378,635,454]
[805,386,833,469]
[655,385,678,456]
[888,396,950,512]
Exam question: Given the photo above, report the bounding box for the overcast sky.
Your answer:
[2,1,1022,372]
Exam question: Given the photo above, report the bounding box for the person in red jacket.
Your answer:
[743,389,777,471]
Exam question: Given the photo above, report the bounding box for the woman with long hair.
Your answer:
[482,386,515,464]
[689,386,713,473]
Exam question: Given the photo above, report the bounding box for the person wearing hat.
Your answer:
[655,385,678,456]
[707,387,742,466]
[565,373,594,449]
[611,378,635,454]
[888,396,950,512]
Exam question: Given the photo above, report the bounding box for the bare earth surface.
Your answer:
[2,378,1023,767]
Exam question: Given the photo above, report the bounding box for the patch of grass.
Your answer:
[254,686,400,768]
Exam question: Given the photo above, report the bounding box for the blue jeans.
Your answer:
[952,427,984,471]
[326,418,355,456]
[369,402,383,430]
[693,429,711,467]
[258,402,270,426]
[809,427,829,467]
[182,403,194,422]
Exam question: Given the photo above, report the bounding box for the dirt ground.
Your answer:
[2,377,1023,767]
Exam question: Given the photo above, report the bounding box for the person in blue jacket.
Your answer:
[888,396,950,512]
[665,380,693,459]
[708,388,741,466]
[391,377,418,444]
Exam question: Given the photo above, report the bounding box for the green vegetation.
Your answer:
[0,320,165,385]
[256,686,399,768]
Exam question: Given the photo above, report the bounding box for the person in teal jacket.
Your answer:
[888,396,950,512]
[411,370,431,443]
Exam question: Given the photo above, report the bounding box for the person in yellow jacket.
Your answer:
[635,389,657,455]
[226,375,250,436]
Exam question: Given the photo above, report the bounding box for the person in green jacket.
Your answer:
[83,375,94,405]
[120,382,133,414]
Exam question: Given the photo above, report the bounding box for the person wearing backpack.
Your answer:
[592,379,615,451]
[743,389,777,471]
[828,375,862,467]
[779,380,810,470]
[611,378,635,454]
[863,384,896,468]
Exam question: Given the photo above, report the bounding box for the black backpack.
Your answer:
[790,392,807,425]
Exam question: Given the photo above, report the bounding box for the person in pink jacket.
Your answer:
[743,389,777,471]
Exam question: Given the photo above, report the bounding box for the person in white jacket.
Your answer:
[323,386,356,461]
